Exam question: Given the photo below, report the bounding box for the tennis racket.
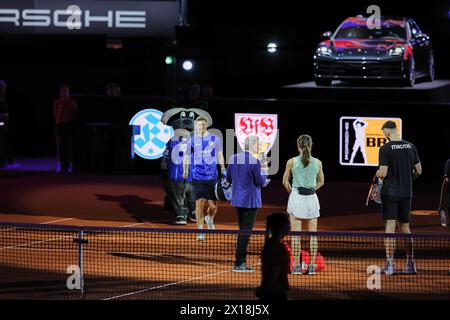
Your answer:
[366,174,383,206]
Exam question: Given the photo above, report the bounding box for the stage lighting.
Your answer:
[165,56,174,65]
[267,42,277,53]
[182,60,193,71]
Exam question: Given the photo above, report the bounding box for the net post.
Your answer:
[78,229,85,297]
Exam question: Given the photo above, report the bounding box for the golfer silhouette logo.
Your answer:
[350,119,368,164]
[129,109,174,159]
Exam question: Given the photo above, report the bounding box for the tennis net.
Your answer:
[1,222,449,300]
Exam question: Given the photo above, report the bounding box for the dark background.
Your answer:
[0,0,449,181]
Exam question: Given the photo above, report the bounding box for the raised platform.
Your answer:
[280,79,450,103]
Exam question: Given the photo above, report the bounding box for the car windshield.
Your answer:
[335,23,406,40]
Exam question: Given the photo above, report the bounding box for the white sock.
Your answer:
[387,257,394,265]
[197,224,203,230]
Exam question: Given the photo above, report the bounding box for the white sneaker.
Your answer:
[196,234,206,241]
[306,264,317,276]
[382,262,396,276]
[204,215,215,229]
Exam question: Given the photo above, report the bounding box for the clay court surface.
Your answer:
[1,171,449,300]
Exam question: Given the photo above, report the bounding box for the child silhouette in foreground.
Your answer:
[257,212,291,300]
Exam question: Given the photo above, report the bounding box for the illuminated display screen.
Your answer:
[340,116,402,167]
[129,109,174,160]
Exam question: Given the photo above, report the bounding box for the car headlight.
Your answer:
[317,46,332,56]
[388,47,404,56]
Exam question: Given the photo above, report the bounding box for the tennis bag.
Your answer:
[287,249,325,273]
[299,250,325,272]
[215,176,232,201]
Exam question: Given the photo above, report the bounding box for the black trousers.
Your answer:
[235,207,257,266]
[166,180,195,218]
[56,122,75,167]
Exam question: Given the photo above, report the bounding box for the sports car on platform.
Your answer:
[314,16,435,86]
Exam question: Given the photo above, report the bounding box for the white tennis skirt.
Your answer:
[287,191,320,220]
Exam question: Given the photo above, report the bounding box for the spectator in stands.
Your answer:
[0,80,19,169]
[106,83,121,97]
[53,84,78,173]
[202,84,215,98]
[189,83,202,99]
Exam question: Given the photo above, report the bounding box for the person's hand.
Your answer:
[261,162,269,171]
[284,183,292,194]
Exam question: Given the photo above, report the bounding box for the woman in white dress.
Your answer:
[282,135,325,275]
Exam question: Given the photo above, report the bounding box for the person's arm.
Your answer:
[252,159,268,187]
[316,160,325,191]
[182,154,190,181]
[377,166,388,179]
[412,146,422,179]
[182,138,191,180]
[438,177,449,212]
[218,151,226,174]
[413,162,422,179]
[226,156,233,184]
[214,136,226,174]
[438,160,450,212]
[282,159,293,193]
[376,147,388,179]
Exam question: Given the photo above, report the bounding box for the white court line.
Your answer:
[0,221,149,251]
[39,217,77,225]
[103,262,262,300]
[0,217,77,232]
[0,235,69,252]
[121,222,148,228]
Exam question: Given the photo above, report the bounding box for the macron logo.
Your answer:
[391,144,411,150]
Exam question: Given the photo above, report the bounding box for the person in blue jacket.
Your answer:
[227,135,269,272]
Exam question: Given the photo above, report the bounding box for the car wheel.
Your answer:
[403,57,415,87]
[315,79,332,86]
[425,52,435,82]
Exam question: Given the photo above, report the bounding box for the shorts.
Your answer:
[192,179,216,200]
[287,190,320,220]
[381,196,411,223]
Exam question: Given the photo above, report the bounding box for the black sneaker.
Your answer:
[175,216,187,225]
[188,211,197,222]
